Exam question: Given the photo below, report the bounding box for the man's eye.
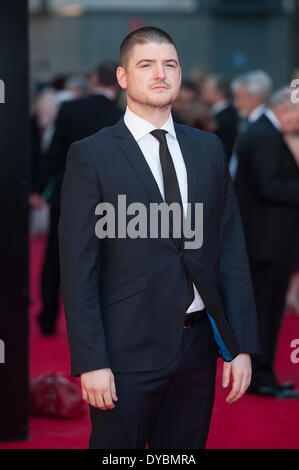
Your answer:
[141,64,150,68]
[166,64,175,68]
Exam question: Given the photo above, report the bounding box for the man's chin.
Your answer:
[147,96,174,108]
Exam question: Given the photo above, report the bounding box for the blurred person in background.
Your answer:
[185,102,216,133]
[29,61,123,336]
[234,87,299,398]
[201,74,238,162]
[34,75,67,157]
[190,67,209,89]
[172,78,200,123]
[88,60,121,100]
[34,73,89,156]
[230,70,273,178]
[64,73,89,100]
[30,89,56,196]
[30,73,88,234]
[232,70,273,123]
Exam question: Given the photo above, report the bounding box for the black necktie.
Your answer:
[150,129,195,311]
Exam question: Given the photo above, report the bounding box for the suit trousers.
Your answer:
[249,257,293,387]
[88,314,219,449]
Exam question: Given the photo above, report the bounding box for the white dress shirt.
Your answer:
[211,99,230,116]
[124,106,205,313]
[248,104,266,123]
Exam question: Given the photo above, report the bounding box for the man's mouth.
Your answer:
[151,85,168,90]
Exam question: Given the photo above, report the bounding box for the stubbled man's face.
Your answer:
[117,42,181,110]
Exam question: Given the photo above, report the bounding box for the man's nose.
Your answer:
[153,63,166,80]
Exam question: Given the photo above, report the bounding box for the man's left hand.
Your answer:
[222,353,252,404]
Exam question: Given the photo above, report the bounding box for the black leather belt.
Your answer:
[184,308,207,328]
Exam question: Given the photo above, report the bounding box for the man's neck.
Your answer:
[127,100,171,128]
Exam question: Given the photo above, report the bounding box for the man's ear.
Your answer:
[117,66,127,90]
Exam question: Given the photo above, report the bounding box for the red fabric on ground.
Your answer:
[0,235,298,449]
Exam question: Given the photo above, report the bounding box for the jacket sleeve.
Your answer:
[58,141,110,377]
[216,136,261,355]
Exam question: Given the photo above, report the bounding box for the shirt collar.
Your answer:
[264,108,282,132]
[248,104,266,122]
[211,99,229,115]
[124,106,177,142]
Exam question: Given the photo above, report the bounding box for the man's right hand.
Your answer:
[80,368,118,410]
[29,193,46,210]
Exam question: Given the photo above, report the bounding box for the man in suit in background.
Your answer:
[232,70,273,124]
[31,61,123,336]
[59,26,260,449]
[235,88,299,398]
[229,70,273,179]
[201,74,238,162]
[172,78,200,123]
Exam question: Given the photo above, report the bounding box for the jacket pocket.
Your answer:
[101,275,148,308]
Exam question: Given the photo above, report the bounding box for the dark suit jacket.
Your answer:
[58,117,261,377]
[215,105,238,162]
[235,114,299,264]
[37,93,123,208]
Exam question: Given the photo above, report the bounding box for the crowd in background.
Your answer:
[28,59,299,399]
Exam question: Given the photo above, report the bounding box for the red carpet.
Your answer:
[0,235,298,449]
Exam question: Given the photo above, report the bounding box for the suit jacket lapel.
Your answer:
[114,117,197,251]
[115,117,164,206]
[175,123,198,246]
[174,123,197,212]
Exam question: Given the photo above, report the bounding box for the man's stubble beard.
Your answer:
[127,88,178,110]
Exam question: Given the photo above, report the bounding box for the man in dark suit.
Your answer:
[59,27,260,449]
[31,61,123,336]
[235,88,299,398]
[201,74,238,162]
[229,70,273,179]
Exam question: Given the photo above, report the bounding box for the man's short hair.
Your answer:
[120,26,178,68]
